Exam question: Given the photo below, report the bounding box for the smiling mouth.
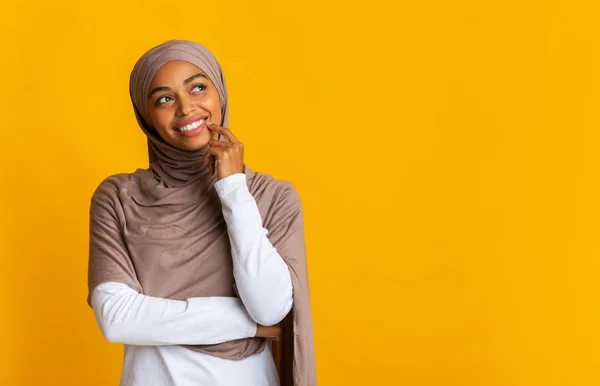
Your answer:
[175,118,206,132]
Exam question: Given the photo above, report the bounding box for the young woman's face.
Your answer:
[147,60,222,151]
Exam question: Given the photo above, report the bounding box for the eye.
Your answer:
[156,95,173,105]
[191,84,206,93]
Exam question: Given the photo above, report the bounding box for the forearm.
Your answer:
[91,282,257,346]
[215,174,294,326]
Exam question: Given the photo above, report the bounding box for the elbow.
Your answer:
[243,280,294,326]
[95,310,132,343]
[91,287,140,344]
[250,298,293,327]
[102,330,120,343]
[93,304,126,343]
[97,318,152,345]
[252,314,283,327]
[98,320,125,343]
[100,322,141,344]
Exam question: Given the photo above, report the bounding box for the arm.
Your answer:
[91,281,257,346]
[214,173,294,326]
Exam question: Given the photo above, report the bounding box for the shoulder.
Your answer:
[275,179,302,209]
[246,168,302,210]
[92,173,128,202]
[90,169,148,207]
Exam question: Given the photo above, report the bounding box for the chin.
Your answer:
[173,140,207,152]
[166,130,211,151]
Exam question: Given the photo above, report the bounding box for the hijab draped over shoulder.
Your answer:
[87,39,316,385]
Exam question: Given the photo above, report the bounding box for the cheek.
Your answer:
[150,108,174,130]
[202,93,222,117]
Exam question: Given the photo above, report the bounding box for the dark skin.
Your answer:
[147,61,221,153]
[147,60,282,338]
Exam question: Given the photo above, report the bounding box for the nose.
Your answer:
[176,94,196,116]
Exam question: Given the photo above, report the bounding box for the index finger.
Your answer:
[207,123,240,144]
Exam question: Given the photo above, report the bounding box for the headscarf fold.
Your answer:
[87,40,316,385]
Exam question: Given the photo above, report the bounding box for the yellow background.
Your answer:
[1,0,599,385]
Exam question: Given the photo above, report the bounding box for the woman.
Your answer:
[87,40,316,386]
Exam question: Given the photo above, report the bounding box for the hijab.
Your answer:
[87,39,316,385]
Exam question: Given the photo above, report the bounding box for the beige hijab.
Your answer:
[87,40,316,385]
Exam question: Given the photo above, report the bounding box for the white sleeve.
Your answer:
[214,173,294,326]
[91,281,257,346]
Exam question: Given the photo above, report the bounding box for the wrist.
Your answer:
[214,173,247,196]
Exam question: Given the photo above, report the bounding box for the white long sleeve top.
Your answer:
[91,173,294,386]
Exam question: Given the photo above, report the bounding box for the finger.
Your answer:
[204,154,215,170]
[207,146,225,161]
[203,148,213,165]
[208,139,231,148]
[208,153,217,175]
[206,124,220,144]
[270,326,282,339]
[207,123,240,144]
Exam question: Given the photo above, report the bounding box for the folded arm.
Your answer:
[91,281,257,346]
[215,173,295,326]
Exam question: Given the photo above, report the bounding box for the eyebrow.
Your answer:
[148,73,208,99]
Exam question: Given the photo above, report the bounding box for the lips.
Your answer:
[174,116,209,132]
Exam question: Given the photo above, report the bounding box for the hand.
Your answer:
[255,323,283,340]
[203,123,244,181]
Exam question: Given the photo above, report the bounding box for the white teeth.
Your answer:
[176,119,204,132]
